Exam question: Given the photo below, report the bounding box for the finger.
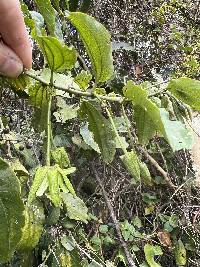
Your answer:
[0,0,32,69]
[0,42,23,78]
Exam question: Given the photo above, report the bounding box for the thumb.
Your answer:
[0,41,23,78]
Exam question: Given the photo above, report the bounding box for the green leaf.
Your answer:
[80,123,100,153]
[167,78,200,111]
[28,83,50,132]
[67,12,114,83]
[61,235,76,251]
[36,36,77,72]
[74,70,92,90]
[28,166,49,204]
[139,162,153,186]
[35,0,57,36]
[5,74,30,92]
[134,105,156,145]
[61,192,89,223]
[132,216,142,228]
[144,244,163,267]
[17,201,45,251]
[51,147,71,168]
[58,168,76,197]
[99,225,109,234]
[120,150,140,183]
[28,165,76,207]
[28,68,79,91]
[123,81,194,150]
[47,167,62,206]
[54,97,79,122]
[0,158,24,263]
[80,101,116,163]
[174,239,187,266]
[159,108,194,151]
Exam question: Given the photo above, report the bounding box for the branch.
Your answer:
[25,71,124,103]
[91,164,137,267]
[140,147,177,188]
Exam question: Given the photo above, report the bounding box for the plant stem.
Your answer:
[25,71,123,103]
[140,147,176,188]
[121,104,135,149]
[46,95,52,166]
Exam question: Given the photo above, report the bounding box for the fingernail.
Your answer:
[0,57,23,78]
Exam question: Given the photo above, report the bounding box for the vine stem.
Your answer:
[25,71,123,103]
[121,104,135,149]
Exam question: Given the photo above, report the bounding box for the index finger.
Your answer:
[0,0,32,69]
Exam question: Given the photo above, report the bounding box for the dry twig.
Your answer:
[91,163,137,267]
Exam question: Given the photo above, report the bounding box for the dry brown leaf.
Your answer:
[157,231,172,248]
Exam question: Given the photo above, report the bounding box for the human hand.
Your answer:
[0,0,32,78]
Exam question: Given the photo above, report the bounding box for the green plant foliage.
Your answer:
[134,105,156,145]
[139,162,153,186]
[121,220,142,241]
[5,74,30,92]
[0,158,25,263]
[1,1,200,265]
[67,12,114,83]
[75,70,92,90]
[35,0,57,36]
[28,166,49,204]
[80,101,116,163]
[54,97,79,122]
[36,36,77,72]
[159,108,194,151]
[167,77,200,111]
[61,192,89,222]
[80,123,100,153]
[48,167,62,206]
[28,82,50,132]
[120,150,140,183]
[28,165,76,207]
[123,81,194,150]
[174,239,187,266]
[17,201,45,251]
[144,244,163,267]
[51,147,71,168]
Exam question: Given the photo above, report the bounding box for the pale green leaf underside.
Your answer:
[167,77,200,111]
[68,12,114,83]
[120,150,140,183]
[61,192,89,223]
[124,81,194,151]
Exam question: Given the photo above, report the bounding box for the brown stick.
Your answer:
[140,147,177,188]
[91,164,137,267]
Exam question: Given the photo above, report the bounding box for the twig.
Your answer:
[91,164,137,267]
[77,53,90,72]
[25,71,123,103]
[121,104,135,149]
[140,147,177,188]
